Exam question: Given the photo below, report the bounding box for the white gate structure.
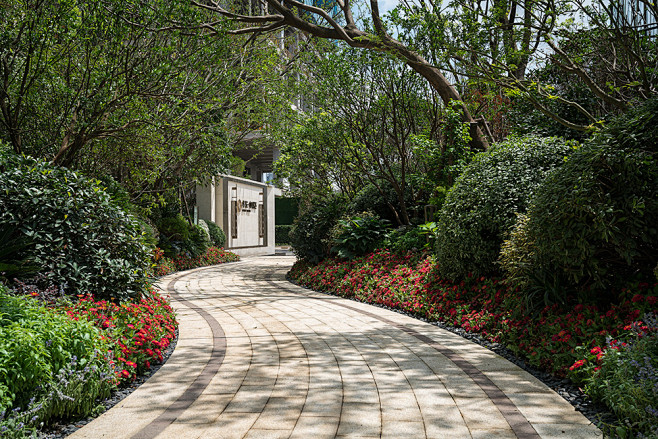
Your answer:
[196,175,279,256]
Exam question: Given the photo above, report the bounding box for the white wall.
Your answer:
[197,175,276,256]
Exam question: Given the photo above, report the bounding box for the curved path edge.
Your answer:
[68,257,601,439]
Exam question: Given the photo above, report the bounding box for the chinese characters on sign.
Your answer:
[237,200,258,213]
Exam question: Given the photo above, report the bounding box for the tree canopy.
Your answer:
[1,0,289,206]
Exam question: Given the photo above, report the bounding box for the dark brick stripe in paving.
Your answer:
[267,275,541,439]
[332,302,540,439]
[131,273,228,439]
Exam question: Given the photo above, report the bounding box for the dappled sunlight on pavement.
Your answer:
[68,256,601,439]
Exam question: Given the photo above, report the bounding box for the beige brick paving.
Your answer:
[69,256,601,439]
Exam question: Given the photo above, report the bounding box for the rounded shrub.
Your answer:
[156,214,210,259]
[206,220,226,248]
[349,182,407,225]
[435,136,577,280]
[0,154,151,301]
[505,98,658,301]
[289,194,346,263]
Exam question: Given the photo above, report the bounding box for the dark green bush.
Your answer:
[331,214,390,260]
[348,180,424,225]
[0,154,151,300]
[275,225,293,245]
[385,223,437,254]
[0,286,113,422]
[156,214,209,259]
[507,99,658,301]
[94,175,159,249]
[290,194,346,263]
[0,225,37,282]
[435,136,577,280]
[205,220,226,248]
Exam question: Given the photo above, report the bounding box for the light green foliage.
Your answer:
[0,286,114,427]
[331,214,391,260]
[0,154,151,300]
[274,46,466,225]
[508,98,658,301]
[273,112,358,199]
[197,219,211,242]
[205,220,226,248]
[498,214,534,289]
[389,0,657,134]
[289,195,347,264]
[435,135,576,280]
[0,0,287,206]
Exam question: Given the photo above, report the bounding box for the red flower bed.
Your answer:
[63,291,178,383]
[153,246,239,276]
[289,250,658,376]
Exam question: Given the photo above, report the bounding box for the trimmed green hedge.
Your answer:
[275,225,293,245]
[435,136,576,280]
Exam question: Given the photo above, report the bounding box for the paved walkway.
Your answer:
[69,256,601,439]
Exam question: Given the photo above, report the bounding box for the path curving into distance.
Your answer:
[69,256,601,439]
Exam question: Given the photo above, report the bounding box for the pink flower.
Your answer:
[569,359,586,370]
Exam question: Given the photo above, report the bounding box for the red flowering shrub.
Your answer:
[289,250,658,376]
[153,246,239,274]
[153,257,176,277]
[63,291,178,383]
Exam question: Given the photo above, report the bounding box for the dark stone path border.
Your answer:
[131,273,228,439]
[267,275,541,439]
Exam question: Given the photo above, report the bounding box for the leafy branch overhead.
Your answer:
[195,0,656,135]
[0,0,289,200]
[193,0,491,151]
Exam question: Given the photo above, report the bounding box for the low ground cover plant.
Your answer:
[569,318,658,438]
[0,286,116,437]
[289,250,658,436]
[0,286,179,438]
